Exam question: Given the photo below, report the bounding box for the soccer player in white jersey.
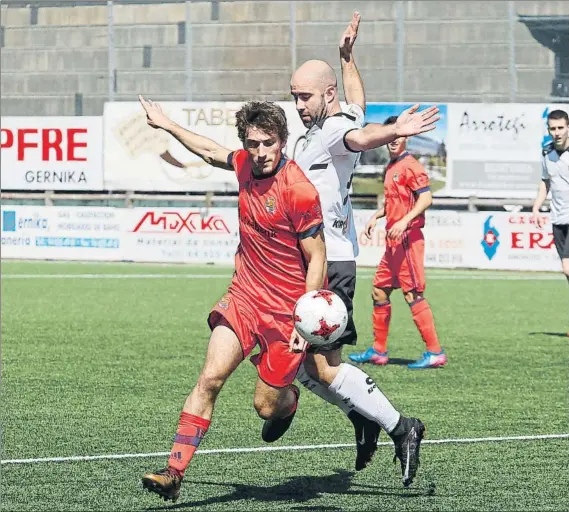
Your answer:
[261,13,440,485]
[532,109,569,332]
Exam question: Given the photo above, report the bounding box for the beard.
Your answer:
[300,98,327,129]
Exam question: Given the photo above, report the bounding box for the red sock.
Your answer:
[409,297,441,353]
[372,301,391,354]
[167,412,210,476]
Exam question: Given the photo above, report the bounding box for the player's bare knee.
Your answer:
[196,371,225,398]
[254,401,275,420]
[372,287,391,303]
[253,394,279,420]
[404,290,421,304]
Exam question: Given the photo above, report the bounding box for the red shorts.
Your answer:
[208,293,303,388]
[373,228,426,293]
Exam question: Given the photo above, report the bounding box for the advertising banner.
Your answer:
[445,103,569,198]
[464,212,559,271]
[353,209,559,272]
[354,209,467,269]
[103,102,305,192]
[122,207,240,264]
[0,117,104,190]
[1,206,122,260]
[1,206,560,272]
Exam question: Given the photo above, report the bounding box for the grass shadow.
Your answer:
[387,358,416,366]
[528,332,568,338]
[146,469,433,510]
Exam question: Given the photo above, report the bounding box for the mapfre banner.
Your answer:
[103,102,306,192]
[0,117,104,190]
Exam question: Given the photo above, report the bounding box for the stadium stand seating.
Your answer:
[1,0,567,115]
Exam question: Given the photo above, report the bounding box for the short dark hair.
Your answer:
[547,109,568,124]
[235,101,289,145]
[384,115,398,126]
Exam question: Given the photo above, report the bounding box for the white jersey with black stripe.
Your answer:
[294,104,364,261]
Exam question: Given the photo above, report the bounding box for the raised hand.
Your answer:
[339,11,361,61]
[395,104,441,137]
[139,94,171,131]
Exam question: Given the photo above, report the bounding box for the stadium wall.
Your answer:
[1,0,569,116]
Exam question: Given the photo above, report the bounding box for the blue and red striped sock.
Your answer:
[167,412,210,476]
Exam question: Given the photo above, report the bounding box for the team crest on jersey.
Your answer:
[217,297,231,310]
[265,196,276,214]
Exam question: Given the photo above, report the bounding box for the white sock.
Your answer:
[296,364,353,415]
[328,363,401,433]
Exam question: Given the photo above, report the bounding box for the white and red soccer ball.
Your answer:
[293,290,348,347]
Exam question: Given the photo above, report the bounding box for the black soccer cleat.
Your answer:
[141,467,183,502]
[349,411,382,471]
[261,385,300,443]
[391,417,425,487]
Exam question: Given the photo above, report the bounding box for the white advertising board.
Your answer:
[103,102,306,192]
[445,103,569,198]
[462,212,560,271]
[0,117,104,190]
[122,207,240,264]
[1,207,560,272]
[353,210,559,272]
[1,206,122,260]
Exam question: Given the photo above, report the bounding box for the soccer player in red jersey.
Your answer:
[349,115,447,369]
[138,96,327,502]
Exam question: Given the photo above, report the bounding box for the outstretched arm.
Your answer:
[344,104,441,152]
[339,11,366,112]
[139,95,233,170]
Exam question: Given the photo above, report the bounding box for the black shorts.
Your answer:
[553,224,569,259]
[308,260,357,353]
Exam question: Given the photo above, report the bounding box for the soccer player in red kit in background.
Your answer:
[138,96,327,502]
[349,115,447,369]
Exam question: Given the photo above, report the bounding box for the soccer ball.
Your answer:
[293,290,348,347]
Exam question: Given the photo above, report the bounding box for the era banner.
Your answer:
[353,210,559,272]
[0,117,104,190]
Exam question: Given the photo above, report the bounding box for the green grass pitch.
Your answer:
[1,261,568,511]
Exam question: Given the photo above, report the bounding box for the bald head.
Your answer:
[291,59,337,92]
[291,59,340,129]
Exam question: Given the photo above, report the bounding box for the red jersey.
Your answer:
[383,152,430,230]
[228,149,324,315]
